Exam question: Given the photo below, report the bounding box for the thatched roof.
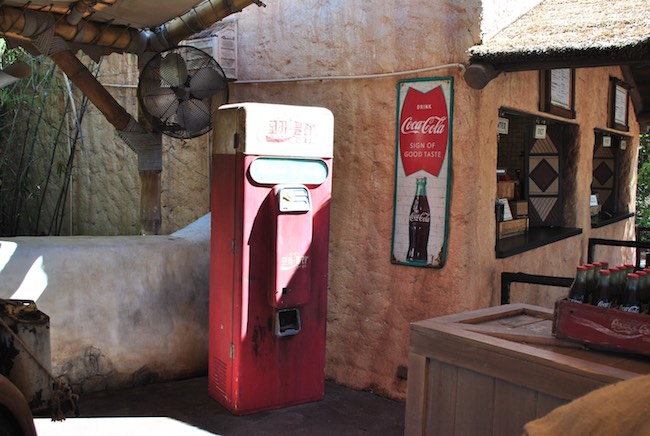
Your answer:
[466,0,650,127]
[469,0,650,64]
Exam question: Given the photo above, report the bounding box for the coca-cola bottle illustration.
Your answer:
[407,177,430,263]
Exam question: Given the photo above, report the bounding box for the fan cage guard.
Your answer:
[138,45,229,139]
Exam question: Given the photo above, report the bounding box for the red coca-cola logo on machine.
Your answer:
[399,86,449,177]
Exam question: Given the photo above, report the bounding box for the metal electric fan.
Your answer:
[138,45,229,139]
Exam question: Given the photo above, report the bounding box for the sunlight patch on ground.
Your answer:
[34,417,219,436]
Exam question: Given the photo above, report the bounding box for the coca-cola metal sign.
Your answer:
[399,86,449,176]
[391,78,453,268]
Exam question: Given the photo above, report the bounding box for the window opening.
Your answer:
[592,130,632,224]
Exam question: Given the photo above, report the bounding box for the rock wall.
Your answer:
[27,52,212,236]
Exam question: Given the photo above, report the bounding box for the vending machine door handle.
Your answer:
[270,185,313,308]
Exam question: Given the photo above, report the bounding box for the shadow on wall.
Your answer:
[0,214,211,394]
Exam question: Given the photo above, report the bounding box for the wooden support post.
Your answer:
[140,169,161,235]
[138,52,162,235]
[50,50,130,130]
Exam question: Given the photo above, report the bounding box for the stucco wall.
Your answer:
[227,0,639,400]
[226,0,485,399]
[0,215,210,394]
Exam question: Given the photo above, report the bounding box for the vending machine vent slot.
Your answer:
[212,357,227,394]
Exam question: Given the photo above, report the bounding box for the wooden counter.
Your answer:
[405,303,650,436]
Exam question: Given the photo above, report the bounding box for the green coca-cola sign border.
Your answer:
[390,77,453,268]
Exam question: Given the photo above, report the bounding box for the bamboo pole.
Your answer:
[49,50,131,130]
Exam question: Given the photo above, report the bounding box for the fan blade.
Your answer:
[141,87,179,120]
[189,68,228,101]
[160,52,188,87]
[177,99,211,136]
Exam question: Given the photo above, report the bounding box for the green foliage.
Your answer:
[637,133,650,229]
[0,40,95,236]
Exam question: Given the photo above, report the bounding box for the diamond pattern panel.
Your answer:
[529,196,562,226]
[593,159,614,187]
[530,136,558,155]
[529,157,559,194]
[594,144,615,159]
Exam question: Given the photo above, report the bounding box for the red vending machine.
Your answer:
[209,103,334,415]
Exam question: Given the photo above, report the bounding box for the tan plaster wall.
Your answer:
[228,0,640,401]
[228,0,486,400]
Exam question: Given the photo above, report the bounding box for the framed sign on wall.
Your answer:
[539,68,576,119]
[391,77,453,268]
[609,77,630,131]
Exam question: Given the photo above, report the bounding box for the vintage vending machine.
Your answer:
[208,103,334,415]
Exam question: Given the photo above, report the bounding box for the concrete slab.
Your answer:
[34,377,405,435]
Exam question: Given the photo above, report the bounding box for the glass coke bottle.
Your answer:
[592,269,613,308]
[609,266,626,306]
[567,265,588,303]
[585,264,598,296]
[620,273,641,313]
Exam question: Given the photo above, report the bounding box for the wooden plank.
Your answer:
[480,314,548,328]
[610,357,650,374]
[457,323,581,347]
[410,323,643,400]
[455,368,494,435]
[493,379,538,436]
[424,360,457,436]
[405,352,428,436]
[411,321,648,381]
[535,392,567,418]
[414,303,549,326]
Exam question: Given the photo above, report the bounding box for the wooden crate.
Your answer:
[553,299,650,357]
[406,304,650,436]
[509,200,528,217]
[497,217,528,239]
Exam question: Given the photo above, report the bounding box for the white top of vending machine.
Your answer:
[214,103,334,158]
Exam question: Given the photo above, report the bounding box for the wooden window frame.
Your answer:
[608,77,630,132]
[539,69,576,119]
